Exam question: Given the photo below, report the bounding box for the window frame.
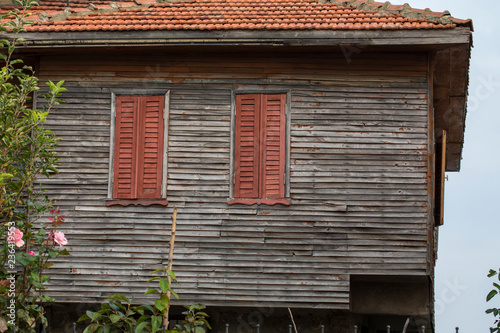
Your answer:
[228,90,291,206]
[106,90,170,206]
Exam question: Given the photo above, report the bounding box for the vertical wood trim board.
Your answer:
[162,91,170,199]
[108,92,116,199]
[435,130,447,226]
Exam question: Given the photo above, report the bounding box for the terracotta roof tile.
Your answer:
[0,0,472,32]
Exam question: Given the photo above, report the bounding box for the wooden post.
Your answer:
[288,308,298,333]
[163,206,178,329]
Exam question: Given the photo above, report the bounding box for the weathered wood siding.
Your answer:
[36,50,430,309]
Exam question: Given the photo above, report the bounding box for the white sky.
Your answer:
[389,0,500,332]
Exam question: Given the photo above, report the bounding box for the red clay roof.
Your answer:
[0,0,472,32]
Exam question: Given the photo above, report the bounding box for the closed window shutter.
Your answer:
[234,94,261,198]
[260,94,286,199]
[137,96,165,199]
[113,95,164,200]
[113,96,139,199]
[234,94,286,200]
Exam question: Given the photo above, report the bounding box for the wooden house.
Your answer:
[0,0,472,331]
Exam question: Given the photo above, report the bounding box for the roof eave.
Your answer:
[4,27,472,48]
[433,38,472,172]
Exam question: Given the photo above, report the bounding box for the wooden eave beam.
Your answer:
[433,41,471,172]
[2,27,472,48]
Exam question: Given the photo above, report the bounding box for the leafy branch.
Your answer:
[0,0,69,331]
[486,268,500,332]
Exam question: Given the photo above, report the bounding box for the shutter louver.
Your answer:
[113,96,139,199]
[261,94,286,199]
[234,94,260,199]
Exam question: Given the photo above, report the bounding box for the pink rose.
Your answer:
[29,251,35,255]
[12,228,24,247]
[53,231,67,248]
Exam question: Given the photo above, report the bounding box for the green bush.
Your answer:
[0,0,68,331]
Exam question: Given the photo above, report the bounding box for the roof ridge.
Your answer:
[320,0,457,25]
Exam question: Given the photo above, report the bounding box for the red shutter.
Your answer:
[137,96,164,199]
[113,95,164,200]
[234,94,260,198]
[260,94,286,199]
[113,96,139,199]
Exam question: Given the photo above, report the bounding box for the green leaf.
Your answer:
[189,304,205,311]
[83,325,96,333]
[110,314,121,323]
[92,311,103,322]
[59,248,70,255]
[109,300,127,312]
[85,310,95,322]
[145,288,160,295]
[0,39,10,47]
[108,293,130,304]
[83,322,99,333]
[167,270,177,281]
[200,319,211,329]
[155,299,168,311]
[10,59,23,65]
[77,314,90,322]
[195,327,206,333]
[137,314,151,325]
[30,270,40,282]
[136,304,155,313]
[43,262,54,269]
[135,321,149,333]
[487,290,498,302]
[151,315,162,333]
[16,252,38,266]
[159,279,170,293]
